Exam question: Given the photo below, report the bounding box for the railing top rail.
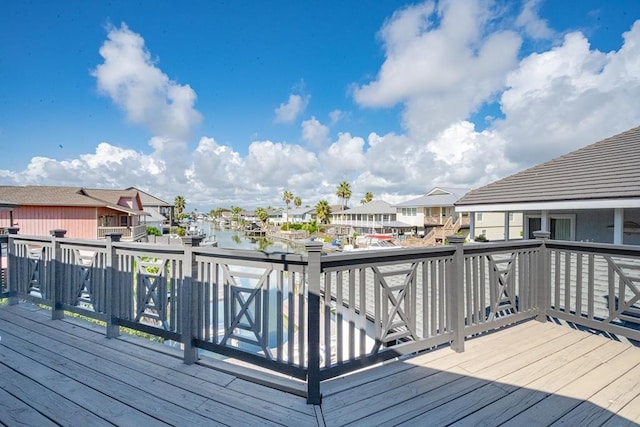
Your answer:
[8,235,54,244]
[545,239,640,257]
[463,239,542,255]
[58,238,110,250]
[194,246,308,265]
[321,245,456,270]
[113,241,185,256]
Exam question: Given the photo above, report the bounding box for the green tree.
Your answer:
[174,195,186,218]
[283,190,293,230]
[365,191,373,203]
[255,207,269,228]
[315,199,331,225]
[336,181,352,210]
[294,196,302,208]
[230,206,243,228]
[210,207,224,220]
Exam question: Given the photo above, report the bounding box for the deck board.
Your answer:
[322,321,640,426]
[0,304,319,426]
[1,302,639,426]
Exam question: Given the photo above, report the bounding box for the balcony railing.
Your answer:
[97,224,146,241]
[2,231,639,404]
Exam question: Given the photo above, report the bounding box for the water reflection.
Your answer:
[198,221,305,254]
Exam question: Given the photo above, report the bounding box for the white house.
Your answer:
[285,207,315,224]
[329,200,412,235]
[455,126,640,245]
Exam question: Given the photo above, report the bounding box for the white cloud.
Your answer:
[329,110,346,125]
[516,0,554,40]
[92,23,201,142]
[353,0,522,140]
[301,117,330,148]
[0,143,165,189]
[274,94,309,123]
[91,23,202,185]
[498,21,640,164]
[320,133,367,176]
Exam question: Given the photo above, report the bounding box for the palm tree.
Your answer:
[336,181,352,210]
[255,207,269,229]
[283,190,293,230]
[174,195,185,219]
[210,207,224,220]
[315,199,331,225]
[360,192,374,205]
[230,206,243,228]
[365,192,373,203]
[294,196,302,209]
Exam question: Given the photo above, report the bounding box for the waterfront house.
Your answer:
[394,187,470,243]
[285,206,315,224]
[329,200,412,235]
[455,125,640,245]
[0,185,147,241]
[127,186,173,233]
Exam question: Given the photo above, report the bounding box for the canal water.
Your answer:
[197,221,305,254]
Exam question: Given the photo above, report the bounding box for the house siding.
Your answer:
[0,206,97,239]
[520,208,640,245]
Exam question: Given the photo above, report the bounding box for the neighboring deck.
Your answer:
[1,303,639,426]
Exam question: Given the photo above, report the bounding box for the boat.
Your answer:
[343,234,403,251]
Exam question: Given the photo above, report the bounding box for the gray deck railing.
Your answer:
[2,230,639,404]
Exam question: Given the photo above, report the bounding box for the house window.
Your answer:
[551,217,573,240]
[119,215,129,227]
[509,212,514,222]
[401,208,417,216]
[476,212,483,222]
[525,214,575,240]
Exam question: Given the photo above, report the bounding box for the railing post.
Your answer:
[0,234,6,296]
[105,233,121,338]
[7,229,19,305]
[50,229,66,320]
[533,231,551,323]
[181,236,202,364]
[447,235,466,353]
[305,241,324,405]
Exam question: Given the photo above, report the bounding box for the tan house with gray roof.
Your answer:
[0,186,148,241]
[455,126,640,245]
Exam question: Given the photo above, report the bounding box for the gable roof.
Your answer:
[288,207,314,216]
[394,187,468,208]
[0,185,145,215]
[126,187,172,207]
[455,126,640,211]
[332,200,396,215]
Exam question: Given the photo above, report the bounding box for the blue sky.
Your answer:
[1,0,639,211]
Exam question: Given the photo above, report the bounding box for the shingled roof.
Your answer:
[394,187,469,208]
[455,126,640,210]
[0,186,145,215]
[126,187,172,207]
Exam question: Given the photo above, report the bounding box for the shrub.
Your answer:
[475,234,488,242]
[146,226,162,236]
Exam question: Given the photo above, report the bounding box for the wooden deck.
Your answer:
[1,303,639,426]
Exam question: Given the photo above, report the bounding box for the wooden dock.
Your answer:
[1,302,638,426]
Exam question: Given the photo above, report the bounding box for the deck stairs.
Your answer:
[423,216,464,245]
